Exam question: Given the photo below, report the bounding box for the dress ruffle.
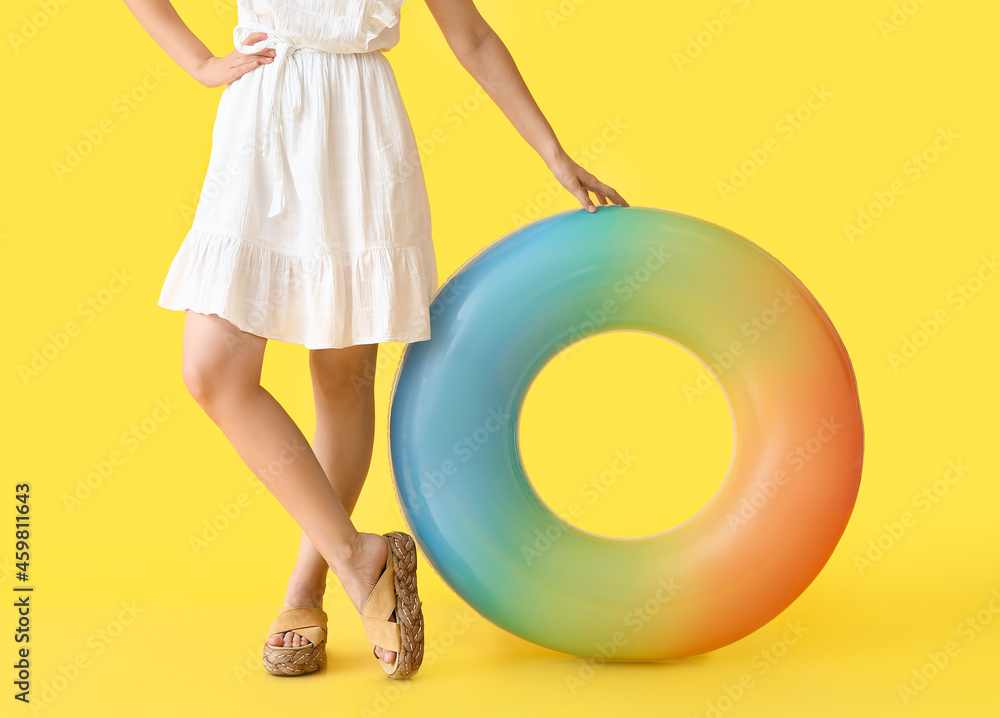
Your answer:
[157,229,436,349]
[364,0,404,49]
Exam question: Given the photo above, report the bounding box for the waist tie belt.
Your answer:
[233,22,373,218]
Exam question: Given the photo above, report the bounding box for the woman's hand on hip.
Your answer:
[546,148,629,213]
[193,32,275,88]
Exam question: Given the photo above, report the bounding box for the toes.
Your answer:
[385,608,397,662]
[267,632,294,647]
[267,631,312,649]
[375,608,398,663]
[290,631,309,647]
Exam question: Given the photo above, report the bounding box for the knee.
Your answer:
[182,356,237,411]
[312,367,367,402]
[311,353,375,402]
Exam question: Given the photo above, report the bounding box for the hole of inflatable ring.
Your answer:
[517,328,736,540]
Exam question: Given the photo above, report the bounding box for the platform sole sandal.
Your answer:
[262,604,328,676]
[359,531,424,679]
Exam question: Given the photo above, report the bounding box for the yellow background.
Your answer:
[2,0,998,715]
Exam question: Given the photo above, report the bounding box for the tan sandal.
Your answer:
[262,603,328,676]
[359,531,424,679]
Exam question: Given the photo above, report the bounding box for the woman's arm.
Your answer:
[121,0,275,87]
[424,0,628,212]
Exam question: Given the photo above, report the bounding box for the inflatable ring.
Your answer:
[388,205,863,660]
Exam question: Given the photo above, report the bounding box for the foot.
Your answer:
[267,582,326,648]
[338,532,397,665]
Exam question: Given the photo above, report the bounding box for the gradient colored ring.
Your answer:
[388,205,864,660]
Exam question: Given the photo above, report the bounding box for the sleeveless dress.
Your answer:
[156,0,438,349]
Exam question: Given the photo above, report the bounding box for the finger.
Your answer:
[595,182,628,207]
[228,59,264,83]
[583,180,605,208]
[583,179,610,207]
[576,187,596,212]
[604,185,628,207]
[230,47,275,63]
[238,52,273,69]
[608,188,629,206]
[241,54,273,67]
[241,31,269,47]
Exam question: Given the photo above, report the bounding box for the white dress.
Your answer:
[156,0,438,349]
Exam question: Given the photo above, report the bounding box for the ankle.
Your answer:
[328,530,367,576]
[283,577,327,608]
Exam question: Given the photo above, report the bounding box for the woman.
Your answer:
[122,0,629,679]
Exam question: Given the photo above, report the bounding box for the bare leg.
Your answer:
[181,311,396,664]
[269,344,397,664]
